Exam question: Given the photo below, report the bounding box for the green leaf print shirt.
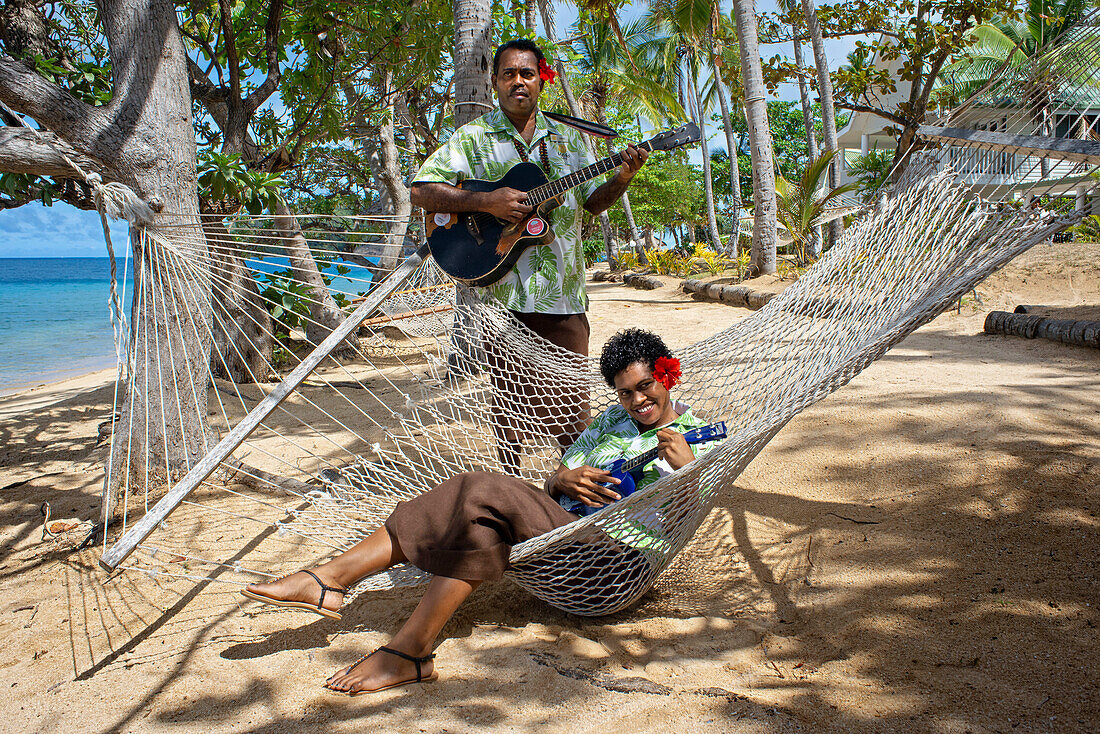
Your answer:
[412,108,599,314]
[560,401,719,502]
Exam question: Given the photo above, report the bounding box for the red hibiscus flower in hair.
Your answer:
[538,58,557,84]
[652,356,681,390]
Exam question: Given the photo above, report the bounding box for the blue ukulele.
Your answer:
[561,422,727,517]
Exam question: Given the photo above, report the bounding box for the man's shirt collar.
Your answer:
[484,107,558,146]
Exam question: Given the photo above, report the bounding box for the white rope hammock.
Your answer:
[90,13,1099,615]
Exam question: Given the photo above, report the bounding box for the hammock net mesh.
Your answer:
[97,12,1100,615]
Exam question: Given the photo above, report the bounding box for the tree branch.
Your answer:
[835,101,911,128]
[0,56,108,155]
[0,127,110,178]
[243,0,284,116]
[216,0,243,102]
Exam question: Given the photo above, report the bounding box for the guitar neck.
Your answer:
[527,142,653,206]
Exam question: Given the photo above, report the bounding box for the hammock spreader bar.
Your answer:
[918,125,1100,165]
[99,243,430,572]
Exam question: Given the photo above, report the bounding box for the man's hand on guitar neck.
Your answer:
[583,143,649,216]
[411,182,532,224]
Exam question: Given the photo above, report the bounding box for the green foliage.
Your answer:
[775,149,859,262]
[30,54,112,106]
[606,151,704,233]
[582,237,605,267]
[847,149,893,201]
[1071,214,1100,242]
[256,255,351,358]
[197,151,285,214]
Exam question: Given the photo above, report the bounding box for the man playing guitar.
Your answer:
[411,39,649,470]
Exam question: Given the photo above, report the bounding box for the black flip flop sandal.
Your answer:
[241,569,346,620]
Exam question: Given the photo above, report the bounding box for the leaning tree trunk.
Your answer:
[537,0,615,262]
[454,0,493,127]
[732,0,777,275]
[792,36,822,257]
[801,0,842,247]
[713,62,743,256]
[272,197,358,357]
[375,68,412,274]
[205,219,274,383]
[596,104,643,262]
[688,60,724,253]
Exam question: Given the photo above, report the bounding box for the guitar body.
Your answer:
[425,162,558,287]
[424,122,701,287]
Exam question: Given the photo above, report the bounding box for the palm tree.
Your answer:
[775,149,858,262]
[708,10,745,253]
[731,0,777,275]
[642,0,725,253]
[453,0,492,127]
[572,16,678,262]
[536,0,617,264]
[776,0,821,256]
[799,0,843,247]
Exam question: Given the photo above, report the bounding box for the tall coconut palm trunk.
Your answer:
[732,0,777,275]
[537,0,616,263]
[800,0,843,246]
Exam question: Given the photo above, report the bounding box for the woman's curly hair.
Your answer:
[599,328,674,386]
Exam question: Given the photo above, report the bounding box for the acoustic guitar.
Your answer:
[560,420,727,517]
[424,123,701,287]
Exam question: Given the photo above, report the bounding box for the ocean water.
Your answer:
[0,256,379,396]
[0,257,129,395]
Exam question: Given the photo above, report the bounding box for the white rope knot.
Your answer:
[89,176,155,227]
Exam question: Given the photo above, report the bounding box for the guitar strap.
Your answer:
[512,137,552,173]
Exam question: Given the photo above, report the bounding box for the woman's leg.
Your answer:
[243,526,406,614]
[324,575,482,693]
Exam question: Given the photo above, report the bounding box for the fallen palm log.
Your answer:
[681,279,777,310]
[983,310,1100,349]
[622,272,663,290]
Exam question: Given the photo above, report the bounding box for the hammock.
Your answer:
[95,14,1100,615]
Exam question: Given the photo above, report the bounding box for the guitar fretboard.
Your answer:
[526,142,654,206]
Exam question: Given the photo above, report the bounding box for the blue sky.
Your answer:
[0,0,860,258]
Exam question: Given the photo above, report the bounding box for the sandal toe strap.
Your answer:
[302,569,346,611]
[378,645,435,682]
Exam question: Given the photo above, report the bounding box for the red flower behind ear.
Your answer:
[538,58,557,84]
[652,356,681,390]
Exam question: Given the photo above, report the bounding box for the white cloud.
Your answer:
[0,202,129,257]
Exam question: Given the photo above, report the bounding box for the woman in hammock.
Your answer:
[243,328,717,695]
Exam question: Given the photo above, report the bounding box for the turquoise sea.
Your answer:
[0,257,129,395]
[0,256,378,396]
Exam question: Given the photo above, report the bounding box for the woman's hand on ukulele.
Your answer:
[551,465,621,508]
[657,429,694,471]
[480,187,532,223]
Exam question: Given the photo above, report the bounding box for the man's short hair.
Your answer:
[492,39,546,76]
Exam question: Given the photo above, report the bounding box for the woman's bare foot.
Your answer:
[324,646,437,695]
[241,569,346,619]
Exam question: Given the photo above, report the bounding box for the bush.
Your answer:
[582,237,605,267]
[1071,214,1100,242]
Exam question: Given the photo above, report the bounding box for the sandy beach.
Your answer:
[0,239,1097,733]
